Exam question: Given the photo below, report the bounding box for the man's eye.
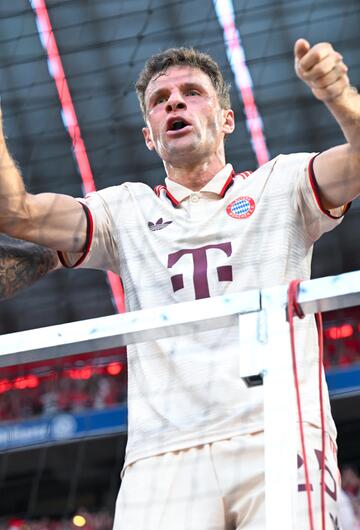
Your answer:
[187,90,200,96]
[155,96,166,105]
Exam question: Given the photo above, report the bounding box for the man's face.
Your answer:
[142,66,234,166]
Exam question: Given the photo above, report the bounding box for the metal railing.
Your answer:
[0,269,359,528]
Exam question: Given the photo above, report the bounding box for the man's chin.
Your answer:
[164,149,202,167]
[162,138,200,159]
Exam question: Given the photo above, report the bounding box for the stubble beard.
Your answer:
[161,128,216,169]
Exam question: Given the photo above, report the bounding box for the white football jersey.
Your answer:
[60,153,344,467]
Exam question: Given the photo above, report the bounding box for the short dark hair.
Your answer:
[136,47,231,118]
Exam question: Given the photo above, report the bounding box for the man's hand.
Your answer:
[294,39,350,102]
[294,39,360,209]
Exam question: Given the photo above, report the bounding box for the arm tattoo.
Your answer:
[0,234,59,300]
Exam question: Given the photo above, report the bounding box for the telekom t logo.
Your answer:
[167,242,233,299]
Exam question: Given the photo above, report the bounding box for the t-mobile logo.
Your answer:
[167,242,233,299]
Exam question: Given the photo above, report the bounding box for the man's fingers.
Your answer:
[294,38,311,61]
[297,42,334,72]
[299,54,346,82]
[311,74,350,101]
[310,67,348,90]
[294,39,350,102]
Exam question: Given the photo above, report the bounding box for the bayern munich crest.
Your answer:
[226,196,256,219]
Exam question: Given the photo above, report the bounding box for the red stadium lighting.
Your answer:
[67,366,93,380]
[27,375,40,388]
[0,379,12,393]
[14,377,27,390]
[107,362,123,376]
[340,324,354,338]
[8,520,25,529]
[325,324,354,340]
[14,375,40,390]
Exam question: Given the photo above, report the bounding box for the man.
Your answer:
[0,38,359,529]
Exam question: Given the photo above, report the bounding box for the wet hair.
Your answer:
[135,47,231,119]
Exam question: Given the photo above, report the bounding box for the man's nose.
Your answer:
[166,92,186,112]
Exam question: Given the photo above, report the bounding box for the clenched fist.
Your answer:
[294,39,350,102]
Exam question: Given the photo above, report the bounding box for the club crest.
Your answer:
[226,196,255,219]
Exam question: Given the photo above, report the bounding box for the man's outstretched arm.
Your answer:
[0,234,59,300]
[0,108,87,252]
[294,39,360,209]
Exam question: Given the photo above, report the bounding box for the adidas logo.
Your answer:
[148,218,173,231]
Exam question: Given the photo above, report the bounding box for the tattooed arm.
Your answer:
[0,234,60,300]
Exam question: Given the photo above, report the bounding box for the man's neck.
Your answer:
[164,157,226,192]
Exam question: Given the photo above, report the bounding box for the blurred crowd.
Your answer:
[324,337,360,369]
[0,373,126,422]
[0,468,359,529]
[340,466,360,529]
[1,510,113,530]
[323,307,360,369]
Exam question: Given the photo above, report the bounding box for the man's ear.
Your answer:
[142,127,155,151]
[222,109,235,136]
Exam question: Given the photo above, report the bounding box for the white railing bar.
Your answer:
[0,270,358,368]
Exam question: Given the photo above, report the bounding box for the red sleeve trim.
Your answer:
[308,155,351,220]
[57,202,94,268]
[238,170,253,180]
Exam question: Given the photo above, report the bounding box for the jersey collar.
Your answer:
[163,163,235,206]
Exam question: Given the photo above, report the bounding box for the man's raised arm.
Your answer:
[0,109,87,252]
[294,39,360,209]
[0,234,59,300]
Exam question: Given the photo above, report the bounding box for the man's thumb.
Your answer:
[294,38,310,61]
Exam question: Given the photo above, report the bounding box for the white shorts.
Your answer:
[113,425,340,530]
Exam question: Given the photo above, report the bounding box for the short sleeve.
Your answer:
[58,188,121,273]
[284,152,348,242]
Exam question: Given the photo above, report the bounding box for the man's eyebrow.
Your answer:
[182,81,205,90]
[149,81,205,96]
[146,80,208,106]
[148,88,168,101]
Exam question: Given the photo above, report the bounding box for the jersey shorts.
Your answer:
[59,153,346,467]
[113,424,340,530]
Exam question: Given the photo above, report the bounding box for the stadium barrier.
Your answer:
[0,270,359,529]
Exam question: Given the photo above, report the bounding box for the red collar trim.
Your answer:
[154,168,253,206]
[154,185,180,207]
[219,170,235,197]
[165,188,180,207]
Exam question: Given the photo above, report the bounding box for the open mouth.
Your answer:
[170,120,188,131]
[167,118,191,132]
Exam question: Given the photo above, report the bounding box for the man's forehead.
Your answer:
[146,66,212,93]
